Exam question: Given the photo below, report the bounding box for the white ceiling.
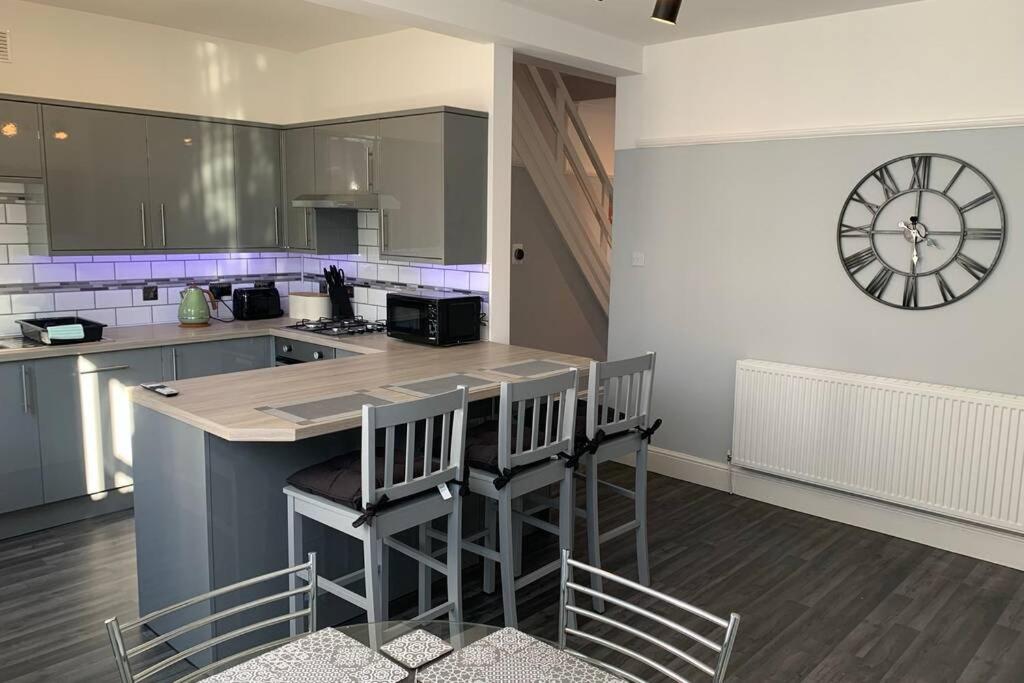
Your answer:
[502,0,925,45]
[24,0,402,52]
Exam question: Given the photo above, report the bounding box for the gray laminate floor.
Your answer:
[1,464,1022,682]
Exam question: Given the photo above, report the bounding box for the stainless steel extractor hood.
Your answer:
[291,194,398,211]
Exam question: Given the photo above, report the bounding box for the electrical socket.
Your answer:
[142,285,159,301]
[209,283,232,299]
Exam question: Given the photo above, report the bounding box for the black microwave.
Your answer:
[386,292,481,346]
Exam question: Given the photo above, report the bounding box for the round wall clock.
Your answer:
[837,153,1005,309]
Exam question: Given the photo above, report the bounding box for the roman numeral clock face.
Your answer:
[837,154,1006,309]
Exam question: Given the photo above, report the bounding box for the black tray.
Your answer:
[18,316,107,345]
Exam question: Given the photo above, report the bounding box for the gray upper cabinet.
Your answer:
[234,126,282,249]
[168,338,274,380]
[378,112,487,264]
[0,100,43,178]
[314,120,379,194]
[0,362,43,514]
[148,117,237,250]
[36,348,166,503]
[284,127,315,250]
[42,105,151,251]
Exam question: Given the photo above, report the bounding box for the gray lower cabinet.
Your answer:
[167,338,274,380]
[148,117,237,249]
[0,100,43,178]
[283,127,315,250]
[234,126,283,249]
[314,120,379,194]
[378,112,487,264]
[0,362,43,514]
[42,105,151,251]
[35,348,166,503]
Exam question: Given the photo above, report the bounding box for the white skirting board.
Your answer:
[616,446,1024,571]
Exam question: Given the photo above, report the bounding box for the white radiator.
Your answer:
[732,360,1024,535]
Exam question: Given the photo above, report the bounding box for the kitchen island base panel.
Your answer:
[132,404,434,666]
[0,488,133,541]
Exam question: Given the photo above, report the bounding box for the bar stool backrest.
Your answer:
[498,368,579,472]
[558,549,741,683]
[362,386,469,506]
[585,352,657,440]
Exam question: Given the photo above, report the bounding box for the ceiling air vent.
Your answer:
[0,30,10,63]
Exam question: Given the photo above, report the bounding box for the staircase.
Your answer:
[512,62,613,313]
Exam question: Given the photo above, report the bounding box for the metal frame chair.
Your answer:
[460,368,580,627]
[558,549,741,683]
[105,553,318,683]
[579,352,658,610]
[284,386,468,642]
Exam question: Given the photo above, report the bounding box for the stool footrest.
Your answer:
[462,539,501,563]
[598,520,640,545]
[382,536,448,576]
[317,575,368,610]
[514,558,562,590]
[512,510,560,536]
[598,480,637,499]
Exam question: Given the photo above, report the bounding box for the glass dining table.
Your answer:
[201,619,626,682]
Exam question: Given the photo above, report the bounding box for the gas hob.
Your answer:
[284,317,386,337]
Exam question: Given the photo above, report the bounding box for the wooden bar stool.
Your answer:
[460,369,580,628]
[578,352,660,612]
[283,386,469,640]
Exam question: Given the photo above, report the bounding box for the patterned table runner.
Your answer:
[417,627,622,682]
[204,628,407,683]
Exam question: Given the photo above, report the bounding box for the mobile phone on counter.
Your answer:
[141,383,179,397]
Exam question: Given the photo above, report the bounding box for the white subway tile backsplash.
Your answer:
[185,260,218,278]
[76,262,115,281]
[352,287,368,304]
[91,254,131,262]
[131,253,166,261]
[166,253,199,261]
[152,304,181,324]
[444,270,470,290]
[11,293,54,314]
[95,289,133,308]
[54,291,96,310]
[377,264,398,282]
[8,245,49,264]
[34,263,78,282]
[116,307,152,327]
[0,295,9,315]
[246,258,277,275]
[114,262,152,280]
[0,225,29,244]
[217,259,247,277]
[86,308,117,327]
[355,303,376,320]
[5,204,27,223]
[51,255,93,263]
[151,261,186,279]
[0,265,35,283]
[367,288,388,307]
[398,266,421,285]
[469,272,489,292]
[358,229,379,247]
[420,268,444,287]
[357,263,378,280]
[0,314,24,336]
[276,257,302,273]
[0,245,7,264]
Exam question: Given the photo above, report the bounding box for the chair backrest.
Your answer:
[584,352,656,440]
[558,549,740,683]
[362,385,468,506]
[497,368,579,471]
[106,553,318,683]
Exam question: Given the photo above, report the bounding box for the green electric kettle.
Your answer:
[178,285,217,327]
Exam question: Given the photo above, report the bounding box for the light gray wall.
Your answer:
[610,127,1023,464]
[510,167,608,360]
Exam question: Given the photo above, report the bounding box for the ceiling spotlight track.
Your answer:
[651,0,683,25]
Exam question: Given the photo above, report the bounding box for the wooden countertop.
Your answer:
[127,333,592,442]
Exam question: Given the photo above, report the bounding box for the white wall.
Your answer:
[0,1,493,124]
[288,29,493,122]
[616,0,1024,149]
[0,0,294,122]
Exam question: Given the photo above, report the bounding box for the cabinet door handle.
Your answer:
[367,148,375,192]
[140,202,147,248]
[77,365,130,375]
[21,365,31,415]
[381,212,388,253]
[160,203,167,246]
[171,348,178,381]
[274,206,280,246]
[304,209,311,247]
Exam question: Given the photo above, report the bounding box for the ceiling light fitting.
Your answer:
[651,0,683,25]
